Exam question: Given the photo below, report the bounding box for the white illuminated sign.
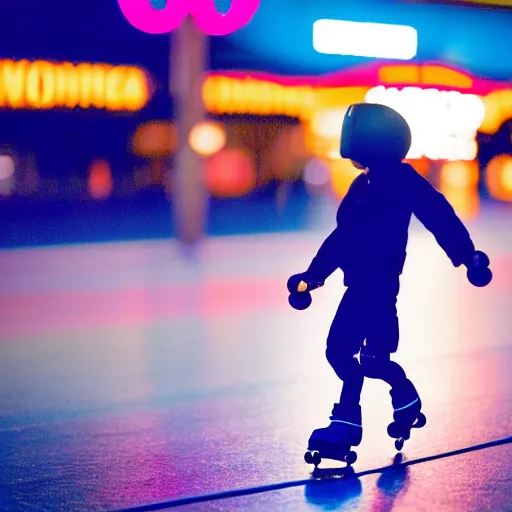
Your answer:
[365,86,485,161]
[313,20,418,60]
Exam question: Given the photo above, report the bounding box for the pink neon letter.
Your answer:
[191,0,261,36]
[117,0,190,34]
[117,0,261,35]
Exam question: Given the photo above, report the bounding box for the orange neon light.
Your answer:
[203,67,512,146]
[202,76,317,119]
[422,66,473,88]
[202,76,372,119]
[0,60,149,111]
[378,65,473,88]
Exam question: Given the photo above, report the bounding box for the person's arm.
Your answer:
[302,228,342,283]
[303,173,366,282]
[411,170,475,267]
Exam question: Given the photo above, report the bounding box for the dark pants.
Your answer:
[326,277,407,406]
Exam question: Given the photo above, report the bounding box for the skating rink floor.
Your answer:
[1,203,512,512]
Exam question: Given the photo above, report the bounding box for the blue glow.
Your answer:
[211,0,512,81]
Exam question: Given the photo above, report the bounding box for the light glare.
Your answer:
[313,19,418,60]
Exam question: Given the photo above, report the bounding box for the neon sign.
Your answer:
[313,20,418,60]
[117,0,261,35]
[0,60,149,112]
[365,86,485,161]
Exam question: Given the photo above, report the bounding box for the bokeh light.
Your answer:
[189,121,227,157]
[88,160,113,200]
[485,154,512,202]
[303,158,331,195]
[0,155,15,196]
[132,122,178,157]
[304,158,330,187]
[0,155,15,180]
[205,148,256,197]
[267,125,311,181]
[440,161,479,189]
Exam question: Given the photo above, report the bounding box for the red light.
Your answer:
[206,149,256,198]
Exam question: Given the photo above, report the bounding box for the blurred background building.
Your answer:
[0,0,511,247]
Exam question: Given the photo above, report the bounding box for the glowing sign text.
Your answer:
[365,86,485,161]
[313,20,418,60]
[0,60,149,111]
[118,0,261,35]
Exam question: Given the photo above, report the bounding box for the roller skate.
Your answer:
[304,403,362,467]
[387,379,426,451]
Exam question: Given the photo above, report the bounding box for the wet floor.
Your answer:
[1,204,511,511]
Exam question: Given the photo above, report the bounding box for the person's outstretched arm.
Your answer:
[410,169,475,267]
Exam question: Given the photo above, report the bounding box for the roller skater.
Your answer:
[287,103,492,463]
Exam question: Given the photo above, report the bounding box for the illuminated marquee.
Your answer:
[118,0,261,35]
[313,20,418,60]
[202,76,316,119]
[0,60,149,111]
[365,86,485,160]
[201,67,511,163]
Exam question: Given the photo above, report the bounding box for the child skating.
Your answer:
[287,103,493,467]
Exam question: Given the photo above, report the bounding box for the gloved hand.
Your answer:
[287,273,324,310]
[466,250,492,287]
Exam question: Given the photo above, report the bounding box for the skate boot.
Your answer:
[304,403,362,467]
[387,379,426,451]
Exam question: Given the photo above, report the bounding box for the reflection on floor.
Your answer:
[0,204,511,511]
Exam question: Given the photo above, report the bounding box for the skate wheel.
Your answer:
[345,450,357,465]
[414,413,427,428]
[387,422,401,439]
[395,438,404,451]
[305,450,321,466]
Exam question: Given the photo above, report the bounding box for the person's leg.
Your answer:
[360,277,405,384]
[307,287,366,453]
[360,278,424,432]
[326,286,366,408]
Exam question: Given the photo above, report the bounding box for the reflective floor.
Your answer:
[1,204,511,512]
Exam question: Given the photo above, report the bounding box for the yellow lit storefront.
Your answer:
[199,63,512,216]
[0,59,149,111]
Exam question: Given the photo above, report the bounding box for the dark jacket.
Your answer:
[306,162,475,286]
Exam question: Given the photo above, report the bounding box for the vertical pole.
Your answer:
[170,15,208,246]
